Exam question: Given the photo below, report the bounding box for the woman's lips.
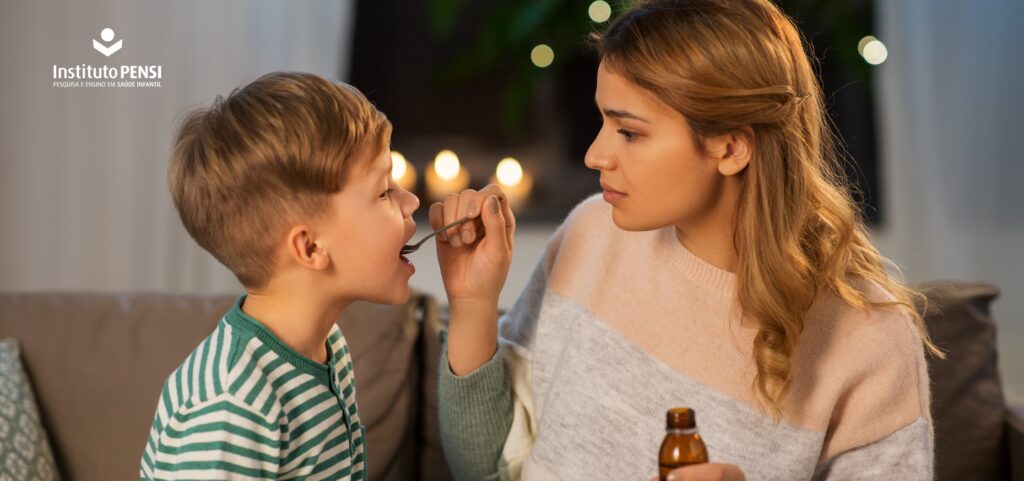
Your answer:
[601,182,627,204]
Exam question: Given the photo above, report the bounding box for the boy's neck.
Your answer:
[240,287,351,365]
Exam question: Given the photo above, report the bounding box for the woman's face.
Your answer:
[585,61,730,232]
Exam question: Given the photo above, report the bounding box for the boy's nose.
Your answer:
[402,190,420,216]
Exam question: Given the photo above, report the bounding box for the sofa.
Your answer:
[0,282,1021,481]
[0,292,453,481]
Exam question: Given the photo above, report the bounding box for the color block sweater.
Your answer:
[141,295,367,480]
[438,194,932,481]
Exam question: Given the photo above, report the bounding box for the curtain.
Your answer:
[0,0,355,293]
[873,0,1024,401]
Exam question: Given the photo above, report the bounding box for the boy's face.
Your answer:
[316,142,420,305]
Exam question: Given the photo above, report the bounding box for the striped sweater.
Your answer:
[140,295,366,480]
[439,194,933,481]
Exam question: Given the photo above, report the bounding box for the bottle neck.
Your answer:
[666,427,699,436]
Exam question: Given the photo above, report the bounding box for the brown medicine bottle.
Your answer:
[658,407,709,480]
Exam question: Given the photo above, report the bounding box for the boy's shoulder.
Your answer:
[154,318,277,425]
[142,319,290,478]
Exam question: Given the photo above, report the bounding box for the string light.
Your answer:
[859,36,888,65]
[588,1,612,23]
[531,44,554,68]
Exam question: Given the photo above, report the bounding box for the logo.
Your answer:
[52,26,164,88]
[92,28,123,57]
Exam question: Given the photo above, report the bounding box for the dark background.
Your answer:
[350,0,881,223]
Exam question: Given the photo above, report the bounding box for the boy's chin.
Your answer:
[368,284,411,306]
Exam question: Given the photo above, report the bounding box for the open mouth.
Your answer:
[399,253,414,273]
[399,226,417,272]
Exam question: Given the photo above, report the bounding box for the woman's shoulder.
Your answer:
[804,279,923,357]
[794,279,933,463]
[795,279,927,394]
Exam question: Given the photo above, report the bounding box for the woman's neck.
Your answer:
[674,176,741,273]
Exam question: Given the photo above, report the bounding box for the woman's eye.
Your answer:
[379,188,394,200]
[617,128,638,141]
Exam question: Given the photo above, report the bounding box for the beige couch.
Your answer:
[1,282,1022,481]
[0,292,452,481]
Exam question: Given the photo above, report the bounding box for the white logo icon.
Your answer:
[93,28,122,57]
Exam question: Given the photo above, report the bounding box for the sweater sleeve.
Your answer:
[438,231,564,481]
[438,340,515,481]
[809,292,935,481]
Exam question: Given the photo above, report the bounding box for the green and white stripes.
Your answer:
[141,295,366,480]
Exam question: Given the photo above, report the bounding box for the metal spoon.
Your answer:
[401,216,473,255]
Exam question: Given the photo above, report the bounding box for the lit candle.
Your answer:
[426,149,470,201]
[491,157,533,210]
[390,151,417,191]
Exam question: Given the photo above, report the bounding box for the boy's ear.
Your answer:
[704,128,753,177]
[285,224,330,271]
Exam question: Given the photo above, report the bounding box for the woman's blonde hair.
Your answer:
[593,0,942,418]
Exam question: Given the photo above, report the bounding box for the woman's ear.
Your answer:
[285,224,330,271]
[705,128,753,176]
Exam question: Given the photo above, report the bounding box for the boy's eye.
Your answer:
[379,188,394,200]
[617,128,638,141]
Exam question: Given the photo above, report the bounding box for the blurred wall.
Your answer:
[873,0,1024,403]
[0,0,355,292]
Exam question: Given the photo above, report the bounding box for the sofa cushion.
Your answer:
[419,297,454,481]
[341,299,422,481]
[0,339,60,481]
[917,281,1009,481]
[0,292,427,481]
[1008,405,1024,480]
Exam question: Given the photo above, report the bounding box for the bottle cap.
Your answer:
[666,407,697,429]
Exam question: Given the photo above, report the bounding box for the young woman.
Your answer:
[429,1,940,480]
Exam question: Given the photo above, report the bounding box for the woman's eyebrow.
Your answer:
[594,98,649,123]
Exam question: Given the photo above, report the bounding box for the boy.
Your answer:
[140,71,431,480]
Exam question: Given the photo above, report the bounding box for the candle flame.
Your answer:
[496,157,523,187]
[434,150,461,180]
[391,151,408,181]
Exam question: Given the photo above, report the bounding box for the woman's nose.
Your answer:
[585,138,611,170]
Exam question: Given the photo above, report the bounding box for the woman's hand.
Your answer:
[430,184,516,376]
[651,463,746,481]
[429,184,515,306]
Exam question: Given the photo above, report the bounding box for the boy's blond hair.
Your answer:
[169,71,392,288]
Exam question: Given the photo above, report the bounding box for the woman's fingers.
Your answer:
[442,193,462,246]
[666,463,746,481]
[428,202,445,242]
[456,189,479,244]
[433,185,510,248]
[480,195,508,252]
[467,184,507,245]
[499,195,515,247]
